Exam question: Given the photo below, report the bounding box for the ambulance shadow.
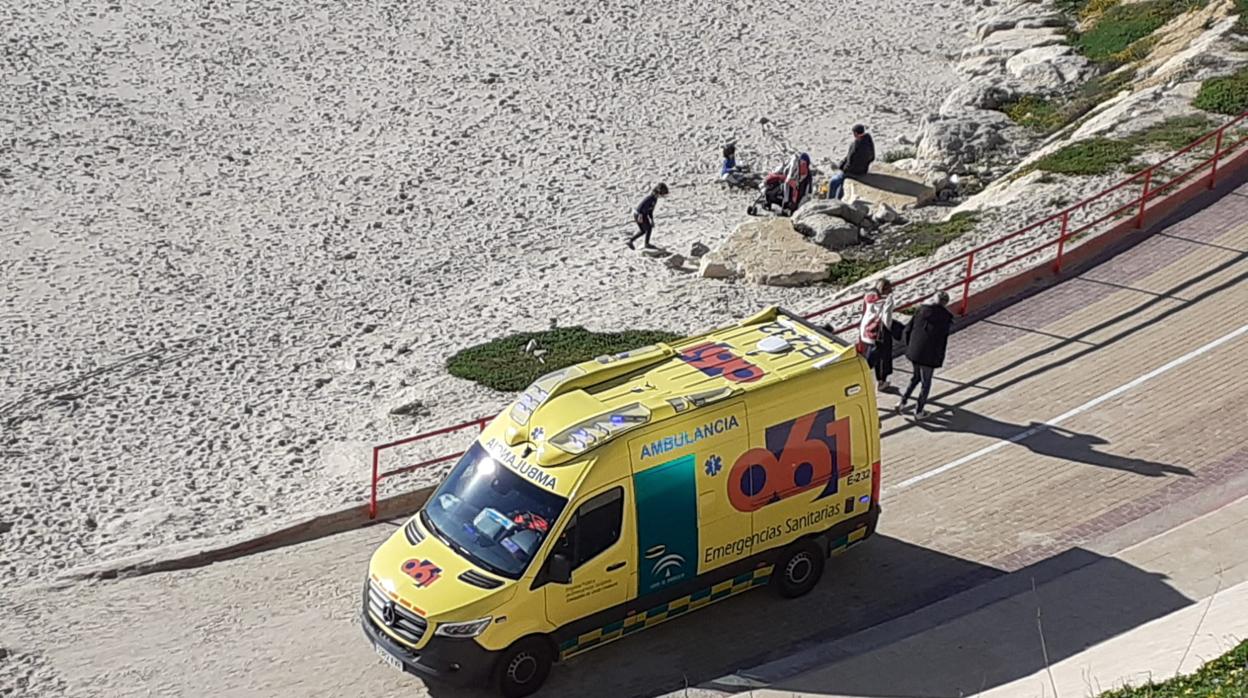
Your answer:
[917,406,1194,478]
[527,536,1009,698]
[765,548,1193,698]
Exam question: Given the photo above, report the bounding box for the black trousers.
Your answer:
[629,218,654,247]
[902,365,935,412]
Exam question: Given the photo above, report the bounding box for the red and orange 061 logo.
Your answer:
[679,342,765,383]
[401,559,443,588]
[727,407,851,512]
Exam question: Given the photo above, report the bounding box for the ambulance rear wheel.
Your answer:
[494,636,552,698]
[774,540,825,598]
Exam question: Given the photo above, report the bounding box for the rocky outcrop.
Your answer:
[698,217,841,286]
[792,200,864,250]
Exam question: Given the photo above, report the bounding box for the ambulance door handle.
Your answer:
[606,561,627,572]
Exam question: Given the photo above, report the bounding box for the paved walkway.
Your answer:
[687,494,1248,698]
[5,182,1248,698]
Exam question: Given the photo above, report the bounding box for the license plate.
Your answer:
[374,642,404,673]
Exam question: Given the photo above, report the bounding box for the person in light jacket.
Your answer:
[858,278,896,393]
[899,291,954,420]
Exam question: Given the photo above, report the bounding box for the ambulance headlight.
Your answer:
[435,617,493,638]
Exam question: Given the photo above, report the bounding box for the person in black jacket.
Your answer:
[899,291,954,420]
[827,124,875,200]
[628,182,669,250]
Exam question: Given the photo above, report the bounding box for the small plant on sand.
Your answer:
[1193,66,1248,115]
[1033,138,1138,175]
[1095,638,1247,697]
[447,327,681,392]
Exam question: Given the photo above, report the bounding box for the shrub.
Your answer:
[1096,638,1247,697]
[1127,114,1216,150]
[1074,0,1203,62]
[446,327,681,392]
[882,147,916,163]
[1236,0,1247,33]
[902,212,981,257]
[826,258,890,287]
[1006,95,1066,132]
[1193,67,1248,115]
[1033,138,1138,175]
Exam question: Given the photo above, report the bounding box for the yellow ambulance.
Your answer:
[361,307,883,697]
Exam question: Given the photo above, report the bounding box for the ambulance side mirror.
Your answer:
[547,553,573,585]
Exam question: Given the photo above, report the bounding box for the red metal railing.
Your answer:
[369,415,491,518]
[802,111,1248,331]
[367,111,1247,518]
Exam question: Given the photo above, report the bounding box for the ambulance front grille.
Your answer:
[367,581,428,646]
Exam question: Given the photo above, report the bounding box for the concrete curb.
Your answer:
[59,486,435,584]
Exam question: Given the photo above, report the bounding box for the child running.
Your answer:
[628,182,669,250]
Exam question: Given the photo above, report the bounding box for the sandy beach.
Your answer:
[0,0,971,587]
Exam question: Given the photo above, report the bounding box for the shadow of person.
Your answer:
[917,406,1194,478]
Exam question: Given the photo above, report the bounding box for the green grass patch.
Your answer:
[825,213,981,287]
[826,258,890,287]
[1033,138,1138,174]
[1096,639,1247,697]
[1002,70,1136,135]
[446,327,682,392]
[1127,114,1216,149]
[1073,0,1203,63]
[1235,0,1247,33]
[1193,66,1248,115]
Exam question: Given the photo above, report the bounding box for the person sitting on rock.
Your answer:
[828,124,875,200]
[628,182,669,250]
[781,152,813,214]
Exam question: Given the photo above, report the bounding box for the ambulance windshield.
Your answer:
[421,443,567,579]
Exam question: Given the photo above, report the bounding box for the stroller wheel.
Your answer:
[780,207,792,217]
[747,205,758,216]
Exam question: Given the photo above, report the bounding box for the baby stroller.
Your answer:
[747,171,789,216]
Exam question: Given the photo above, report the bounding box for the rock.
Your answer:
[697,257,736,279]
[664,254,686,269]
[975,13,1067,41]
[870,202,899,224]
[962,27,1067,59]
[915,112,1011,173]
[956,55,1008,79]
[842,161,938,209]
[389,399,430,418]
[940,76,1019,114]
[641,247,669,258]
[689,241,710,257]
[1006,45,1089,91]
[699,217,841,286]
[924,171,952,191]
[812,222,861,250]
[793,199,868,227]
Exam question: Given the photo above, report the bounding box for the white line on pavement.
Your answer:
[885,322,1248,495]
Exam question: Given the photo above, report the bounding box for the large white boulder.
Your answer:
[699,217,842,286]
[1006,45,1090,91]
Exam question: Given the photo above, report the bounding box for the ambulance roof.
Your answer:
[502,307,855,468]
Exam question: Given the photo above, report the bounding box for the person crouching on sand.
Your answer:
[628,182,669,250]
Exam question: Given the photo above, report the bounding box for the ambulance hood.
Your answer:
[368,520,518,621]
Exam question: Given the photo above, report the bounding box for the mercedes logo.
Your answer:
[381,601,397,627]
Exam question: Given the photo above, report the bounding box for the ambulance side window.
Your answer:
[553,487,624,570]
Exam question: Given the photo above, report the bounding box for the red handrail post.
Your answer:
[960,252,975,316]
[1208,128,1224,190]
[1053,211,1070,274]
[369,446,380,520]
[1135,168,1152,230]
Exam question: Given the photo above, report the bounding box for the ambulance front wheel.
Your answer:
[494,636,553,698]
[773,539,825,598]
